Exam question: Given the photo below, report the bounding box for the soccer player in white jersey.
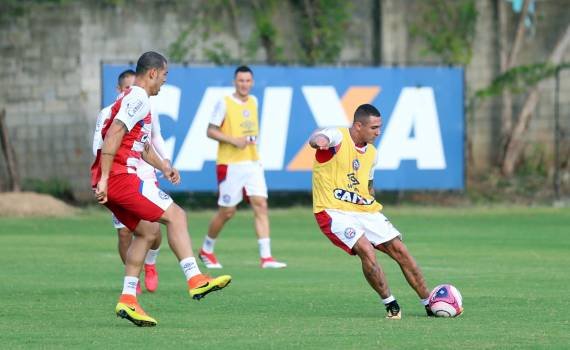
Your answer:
[93,70,167,294]
[199,66,286,269]
[92,52,231,327]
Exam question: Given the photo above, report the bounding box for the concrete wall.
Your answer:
[0,0,568,199]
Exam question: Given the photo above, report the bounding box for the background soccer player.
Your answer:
[309,104,432,319]
[92,69,168,294]
[199,65,286,269]
[92,52,231,327]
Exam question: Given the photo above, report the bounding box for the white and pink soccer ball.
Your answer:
[429,284,463,317]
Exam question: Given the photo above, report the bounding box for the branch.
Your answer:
[507,0,530,68]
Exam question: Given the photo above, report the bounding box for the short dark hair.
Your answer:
[117,69,136,86]
[136,51,167,76]
[234,65,253,77]
[354,104,381,124]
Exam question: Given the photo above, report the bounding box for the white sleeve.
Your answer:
[150,109,169,160]
[209,98,226,127]
[316,128,343,147]
[92,106,111,156]
[115,88,150,131]
[370,157,377,180]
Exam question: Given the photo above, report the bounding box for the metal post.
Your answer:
[553,67,561,201]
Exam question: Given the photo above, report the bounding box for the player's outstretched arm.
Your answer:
[96,119,127,203]
[309,132,331,150]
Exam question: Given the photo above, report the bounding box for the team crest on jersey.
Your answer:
[344,227,356,239]
[127,100,143,118]
[222,194,231,203]
[243,109,250,118]
[352,159,360,171]
[158,190,170,200]
[333,188,375,205]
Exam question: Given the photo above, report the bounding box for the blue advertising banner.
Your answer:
[102,65,464,191]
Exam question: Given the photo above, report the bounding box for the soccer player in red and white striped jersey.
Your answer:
[92,52,231,327]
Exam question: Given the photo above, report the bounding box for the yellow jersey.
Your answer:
[312,128,382,213]
[217,95,259,164]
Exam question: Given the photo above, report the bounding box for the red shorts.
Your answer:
[104,173,173,231]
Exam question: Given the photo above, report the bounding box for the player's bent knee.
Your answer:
[161,203,186,224]
[134,221,160,240]
[219,207,237,221]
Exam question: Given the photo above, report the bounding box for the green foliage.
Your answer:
[291,0,351,65]
[168,0,350,65]
[167,0,240,64]
[204,42,237,65]
[22,177,75,202]
[476,62,570,99]
[410,0,478,65]
[246,0,285,64]
[168,28,193,63]
[0,0,69,22]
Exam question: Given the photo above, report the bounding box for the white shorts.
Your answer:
[111,213,126,229]
[314,209,401,255]
[216,161,268,207]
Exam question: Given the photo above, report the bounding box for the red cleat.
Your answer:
[144,264,158,292]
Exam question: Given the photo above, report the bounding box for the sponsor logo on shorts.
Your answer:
[222,194,231,203]
[344,227,356,239]
[158,190,170,200]
[141,134,150,143]
[352,159,360,171]
[333,188,375,205]
[127,100,143,118]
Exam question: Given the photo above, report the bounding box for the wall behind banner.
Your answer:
[102,66,464,191]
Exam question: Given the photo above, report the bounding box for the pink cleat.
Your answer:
[144,264,158,292]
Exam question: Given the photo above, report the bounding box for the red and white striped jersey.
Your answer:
[92,93,168,182]
[91,86,151,188]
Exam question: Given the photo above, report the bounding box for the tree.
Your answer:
[501,25,570,176]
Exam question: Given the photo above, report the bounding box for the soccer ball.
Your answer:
[428,284,463,317]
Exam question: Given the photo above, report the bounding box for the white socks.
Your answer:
[144,248,160,265]
[420,298,429,306]
[122,276,138,296]
[179,257,201,280]
[202,235,216,254]
[382,295,396,305]
[258,238,272,259]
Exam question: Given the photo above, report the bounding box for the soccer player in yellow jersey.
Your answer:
[200,66,286,269]
[309,104,432,319]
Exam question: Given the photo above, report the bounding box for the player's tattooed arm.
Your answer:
[141,142,163,169]
[368,180,375,197]
[96,119,127,204]
[100,119,127,165]
[142,143,180,185]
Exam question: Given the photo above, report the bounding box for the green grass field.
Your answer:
[1,206,569,349]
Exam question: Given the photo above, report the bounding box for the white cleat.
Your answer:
[260,257,287,269]
[198,249,223,269]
